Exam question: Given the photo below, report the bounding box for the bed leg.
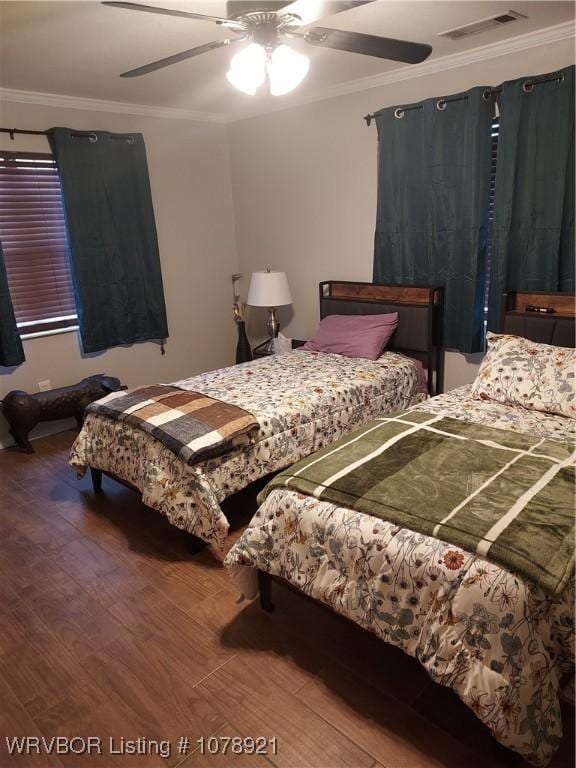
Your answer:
[183,532,207,555]
[492,740,521,767]
[90,468,103,494]
[258,570,274,613]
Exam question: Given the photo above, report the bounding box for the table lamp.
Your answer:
[247,269,292,355]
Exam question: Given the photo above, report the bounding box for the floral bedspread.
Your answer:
[70,350,424,548]
[416,385,576,440]
[224,386,575,767]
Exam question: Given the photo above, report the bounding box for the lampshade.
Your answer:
[247,270,292,308]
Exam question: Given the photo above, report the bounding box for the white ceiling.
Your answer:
[0,1,574,120]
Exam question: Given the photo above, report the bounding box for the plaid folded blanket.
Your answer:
[260,410,576,595]
[87,385,259,465]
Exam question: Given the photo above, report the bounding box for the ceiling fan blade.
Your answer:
[102,2,244,28]
[120,38,244,77]
[278,0,375,26]
[305,27,432,63]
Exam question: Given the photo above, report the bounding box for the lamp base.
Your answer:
[258,308,280,354]
[266,307,279,340]
[251,307,282,357]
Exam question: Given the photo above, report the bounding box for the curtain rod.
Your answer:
[363,72,566,126]
[0,127,136,143]
[0,128,53,139]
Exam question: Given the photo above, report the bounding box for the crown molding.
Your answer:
[0,87,227,124]
[0,21,573,125]
[228,20,575,122]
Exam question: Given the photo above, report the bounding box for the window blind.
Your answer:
[483,116,500,329]
[0,150,77,336]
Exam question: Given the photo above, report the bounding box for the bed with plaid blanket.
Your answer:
[87,384,259,465]
[260,409,576,596]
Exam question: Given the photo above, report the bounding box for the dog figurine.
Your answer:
[1,374,125,453]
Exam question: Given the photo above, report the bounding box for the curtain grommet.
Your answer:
[126,136,135,145]
[482,89,491,102]
[558,72,565,84]
[89,133,98,143]
[394,108,405,119]
[522,81,534,93]
[436,99,447,111]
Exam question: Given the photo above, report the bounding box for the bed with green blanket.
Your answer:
[261,409,575,597]
[225,386,575,768]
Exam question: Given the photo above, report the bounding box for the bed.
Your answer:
[69,281,443,550]
[224,291,575,767]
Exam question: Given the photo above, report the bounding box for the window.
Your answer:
[0,151,77,337]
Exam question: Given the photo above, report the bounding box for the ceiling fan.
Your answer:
[103,1,432,96]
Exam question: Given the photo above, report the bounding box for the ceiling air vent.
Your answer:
[439,10,527,41]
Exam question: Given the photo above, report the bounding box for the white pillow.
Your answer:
[471,332,576,418]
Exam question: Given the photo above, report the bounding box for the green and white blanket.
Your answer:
[260,410,575,596]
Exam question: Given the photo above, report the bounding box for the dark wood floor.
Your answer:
[0,430,573,768]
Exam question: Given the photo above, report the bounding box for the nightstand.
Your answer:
[253,339,306,359]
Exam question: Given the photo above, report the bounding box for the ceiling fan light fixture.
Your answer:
[226,42,267,95]
[106,2,433,90]
[268,44,310,96]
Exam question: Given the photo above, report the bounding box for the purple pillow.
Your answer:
[303,313,398,360]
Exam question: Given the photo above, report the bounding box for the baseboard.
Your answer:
[0,418,77,451]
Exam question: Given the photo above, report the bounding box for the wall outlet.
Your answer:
[38,380,52,392]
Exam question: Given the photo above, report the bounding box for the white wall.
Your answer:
[0,36,573,449]
[228,37,574,391]
[0,100,238,446]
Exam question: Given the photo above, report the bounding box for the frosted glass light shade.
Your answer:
[268,45,310,96]
[226,43,266,95]
[227,43,310,96]
[247,271,292,307]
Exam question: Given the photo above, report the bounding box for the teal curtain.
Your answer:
[0,242,24,367]
[49,128,169,354]
[488,66,575,330]
[373,87,493,353]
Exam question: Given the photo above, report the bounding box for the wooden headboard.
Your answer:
[319,281,444,395]
[501,291,575,347]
